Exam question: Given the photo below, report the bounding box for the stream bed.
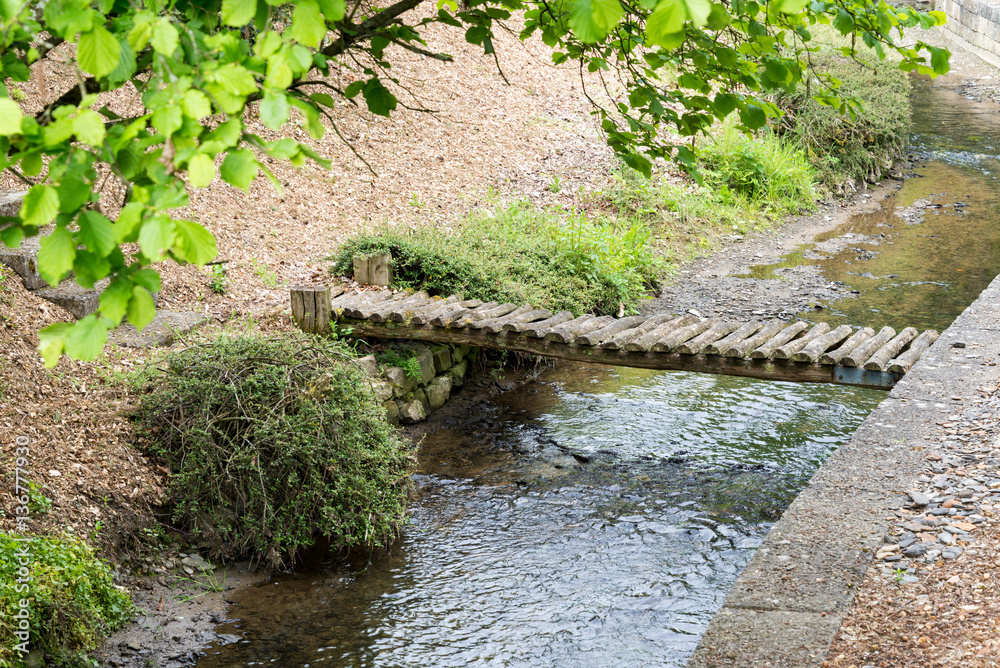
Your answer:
[194,77,1000,667]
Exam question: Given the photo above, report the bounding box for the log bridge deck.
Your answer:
[293,286,941,390]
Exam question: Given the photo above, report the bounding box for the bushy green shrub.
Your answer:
[331,201,661,315]
[0,533,133,667]
[779,48,911,191]
[698,125,816,214]
[132,335,415,567]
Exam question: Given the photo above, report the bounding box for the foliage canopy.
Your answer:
[0,0,949,364]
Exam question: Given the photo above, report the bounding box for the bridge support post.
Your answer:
[290,285,332,333]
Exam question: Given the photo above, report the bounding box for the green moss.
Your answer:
[132,334,415,567]
[0,533,133,667]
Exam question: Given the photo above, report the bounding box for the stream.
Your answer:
[193,77,1000,667]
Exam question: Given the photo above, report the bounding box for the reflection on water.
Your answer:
[198,366,880,668]
[743,78,1000,332]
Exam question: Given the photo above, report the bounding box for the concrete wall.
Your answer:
[937,0,1000,68]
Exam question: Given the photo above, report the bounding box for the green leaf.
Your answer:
[38,322,72,368]
[220,149,260,191]
[712,93,738,118]
[260,91,290,129]
[706,3,731,29]
[37,225,76,285]
[20,185,59,227]
[1,225,23,249]
[646,0,686,48]
[361,78,397,117]
[930,46,950,75]
[187,153,216,187]
[152,104,183,136]
[569,0,604,43]
[222,0,257,26]
[72,109,106,145]
[173,220,218,265]
[63,314,109,361]
[683,0,711,26]
[778,0,808,12]
[78,210,116,255]
[211,63,258,96]
[591,0,624,32]
[739,103,767,129]
[72,249,111,288]
[0,98,23,135]
[138,214,175,261]
[98,278,132,323]
[114,202,145,243]
[131,268,161,294]
[290,0,326,47]
[832,9,854,35]
[126,286,157,330]
[182,90,212,120]
[151,19,180,55]
[78,26,121,79]
[317,0,346,21]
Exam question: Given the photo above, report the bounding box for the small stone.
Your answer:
[952,521,977,532]
[903,543,929,558]
[431,346,453,373]
[908,491,929,506]
[383,400,399,424]
[127,642,142,652]
[447,360,468,388]
[942,499,960,508]
[47,469,61,477]
[938,532,955,545]
[370,380,394,403]
[951,342,966,348]
[385,366,419,396]
[941,547,963,560]
[414,347,436,384]
[425,375,453,411]
[398,399,426,424]
[898,534,918,549]
[355,355,379,376]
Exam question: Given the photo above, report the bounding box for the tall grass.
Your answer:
[332,202,662,315]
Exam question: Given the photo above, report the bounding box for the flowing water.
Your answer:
[195,77,1000,667]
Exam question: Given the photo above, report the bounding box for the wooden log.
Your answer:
[413,300,483,325]
[330,285,346,300]
[523,311,576,337]
[355,289,416,318]
[343,290,396,318]
[331,289,361,308]
[474,305,535,332]
[353,253,392,286]
[791,325,854,363]
[772,323,832,360]
[676,320,739,355]
[369,291,430,322]
[290,285,332,333]
[842,326,896,367]
[501,309,555,332]
[387,295,461,323]
[336,289,385,318]
[546,315,614,343]
[704,322,763,356]
[888,330,940,373]
[646,316,710,352]
[334,320,901,390]
[864,327,918,371]
[819,327,874,365]
[723,319,786,358]
[431,301,496,327]
[444,301,500,327]
[749,321,809,359]
[574,316,647,346]
[459,302,518,326]
[602,314,678,350]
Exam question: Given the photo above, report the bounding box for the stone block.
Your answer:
[108,310,206,348]
[412,387,429,409]
[398,399,426,424]
[414,346,436,385]
[356,354,379,377]
[447,359,468,388]
[431,346,452,373]
[383,400,399,424]
[385,366,419,397]
[35,278,109,319]
[454,344,471,359]
[369,379,394,403]
[426,375,452,410]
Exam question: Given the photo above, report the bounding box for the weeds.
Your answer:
[250,258,279,288]
[208,264,227,295]
[378,348,422,380]
[332,200,661,315]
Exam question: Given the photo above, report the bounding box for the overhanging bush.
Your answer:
[133,335,415,567]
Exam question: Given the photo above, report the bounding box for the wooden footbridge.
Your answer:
[291,286,940,390]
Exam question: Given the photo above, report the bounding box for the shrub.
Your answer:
[331,201,661,315]
[0,533,133,667]
[698,125,816,214]
[132,335,415,567]
[779,47,911,191]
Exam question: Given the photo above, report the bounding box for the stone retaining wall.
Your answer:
[356,343,473,424]
[936,0,1000,67]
